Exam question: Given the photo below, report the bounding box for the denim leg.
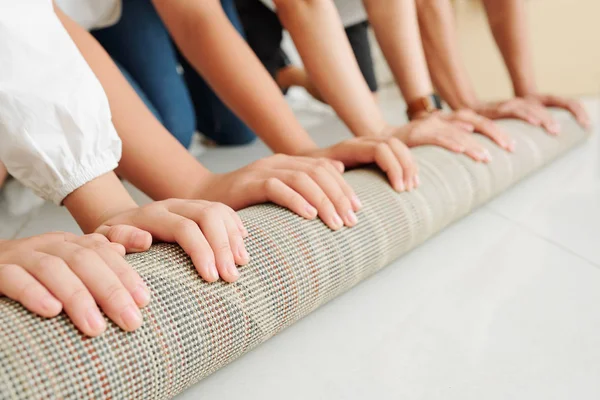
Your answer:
[92,0,196,148]
[177,0,256,146]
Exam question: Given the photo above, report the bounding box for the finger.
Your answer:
[454,113,514,152]
[71,236,150,308]
[20,252,106,337]
[374,143,405,192]
[389,139,419,190]
[69,233,126,256]
[556,99,591,129]
[185,203,249,271]
[222,211,249,268]
[141,209,220,282]
[228,208,248,238]
[296,160,357,227]
[297,158,362,211]
[529,103,560,135]
[262,178,318,220]
[282,171,344,230]
[44,243,143,333]
[456,133,492,163]
[329,159,345,174]
[95,224,152,253]
[179,204,239,282]
[0,264,62,318]
[473,119,514,152]
[450,120,475,132]
[433,135,467,154]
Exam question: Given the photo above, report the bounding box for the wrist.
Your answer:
[513,81,537,98]
[63,172,138,233]
[192,171,222,202]
[406,94,443,120]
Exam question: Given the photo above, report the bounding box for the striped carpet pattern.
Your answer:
[0,111,588,399]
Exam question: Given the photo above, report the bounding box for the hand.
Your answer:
[95,200,248,284]
[390,115,495,163]
[194,154,360,231]
[429,110,515,152]
[522,93,591,130]
[472,97,562,135]
[304,137,419,193]
[0,233,150,337]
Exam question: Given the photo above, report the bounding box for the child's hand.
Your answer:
[0,232,150,337]
[303,137,420,193]
[193,154,361,231]
[95,200,248,284]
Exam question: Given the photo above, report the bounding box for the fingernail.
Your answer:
[332,214,343,229]
[130,231,145,252]
[351,195,363,210]
[86,309,106,333]
[305,204,317,218]
[120,305,143,331]
[415,175,421,187]
[346,210,358,226]
[41,295,61,314]
[239,246,250,263]
[228,262,240,279]
[207,262,219,282]
[397,181,406,192]
[132,283,151,306]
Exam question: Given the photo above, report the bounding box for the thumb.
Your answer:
[95,224,152,253]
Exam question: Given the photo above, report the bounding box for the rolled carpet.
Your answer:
[0,112,589,399]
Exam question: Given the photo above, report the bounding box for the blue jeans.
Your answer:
[92,0,256,148]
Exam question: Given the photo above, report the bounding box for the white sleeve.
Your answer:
[0,0,122,205]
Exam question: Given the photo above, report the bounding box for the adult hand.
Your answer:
[305,137,419,192]
[194,154,360,231]
[0,233,150,337]
[522,93,591,130]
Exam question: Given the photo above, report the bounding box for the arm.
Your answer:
[151,0,318,155]
[482,0,536,97]
[274,0,387,137]
[413,0,479,109]
[362,0,434,104]
[0,0,121,205]
[482,0,590,129]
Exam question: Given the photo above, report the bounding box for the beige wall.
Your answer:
[455,0,600,100]
[372,0,600,101]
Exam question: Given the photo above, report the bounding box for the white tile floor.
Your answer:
[2,88,599,399]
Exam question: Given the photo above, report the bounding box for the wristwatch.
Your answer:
[406,94,443,120]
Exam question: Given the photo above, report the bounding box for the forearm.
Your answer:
[364,0,432,104]
[151,0,317,154]
[63,172,138,234]
[56,7,211,201]
[415,0,479,109]
[482,0,536,96]
[277,0,386,137]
